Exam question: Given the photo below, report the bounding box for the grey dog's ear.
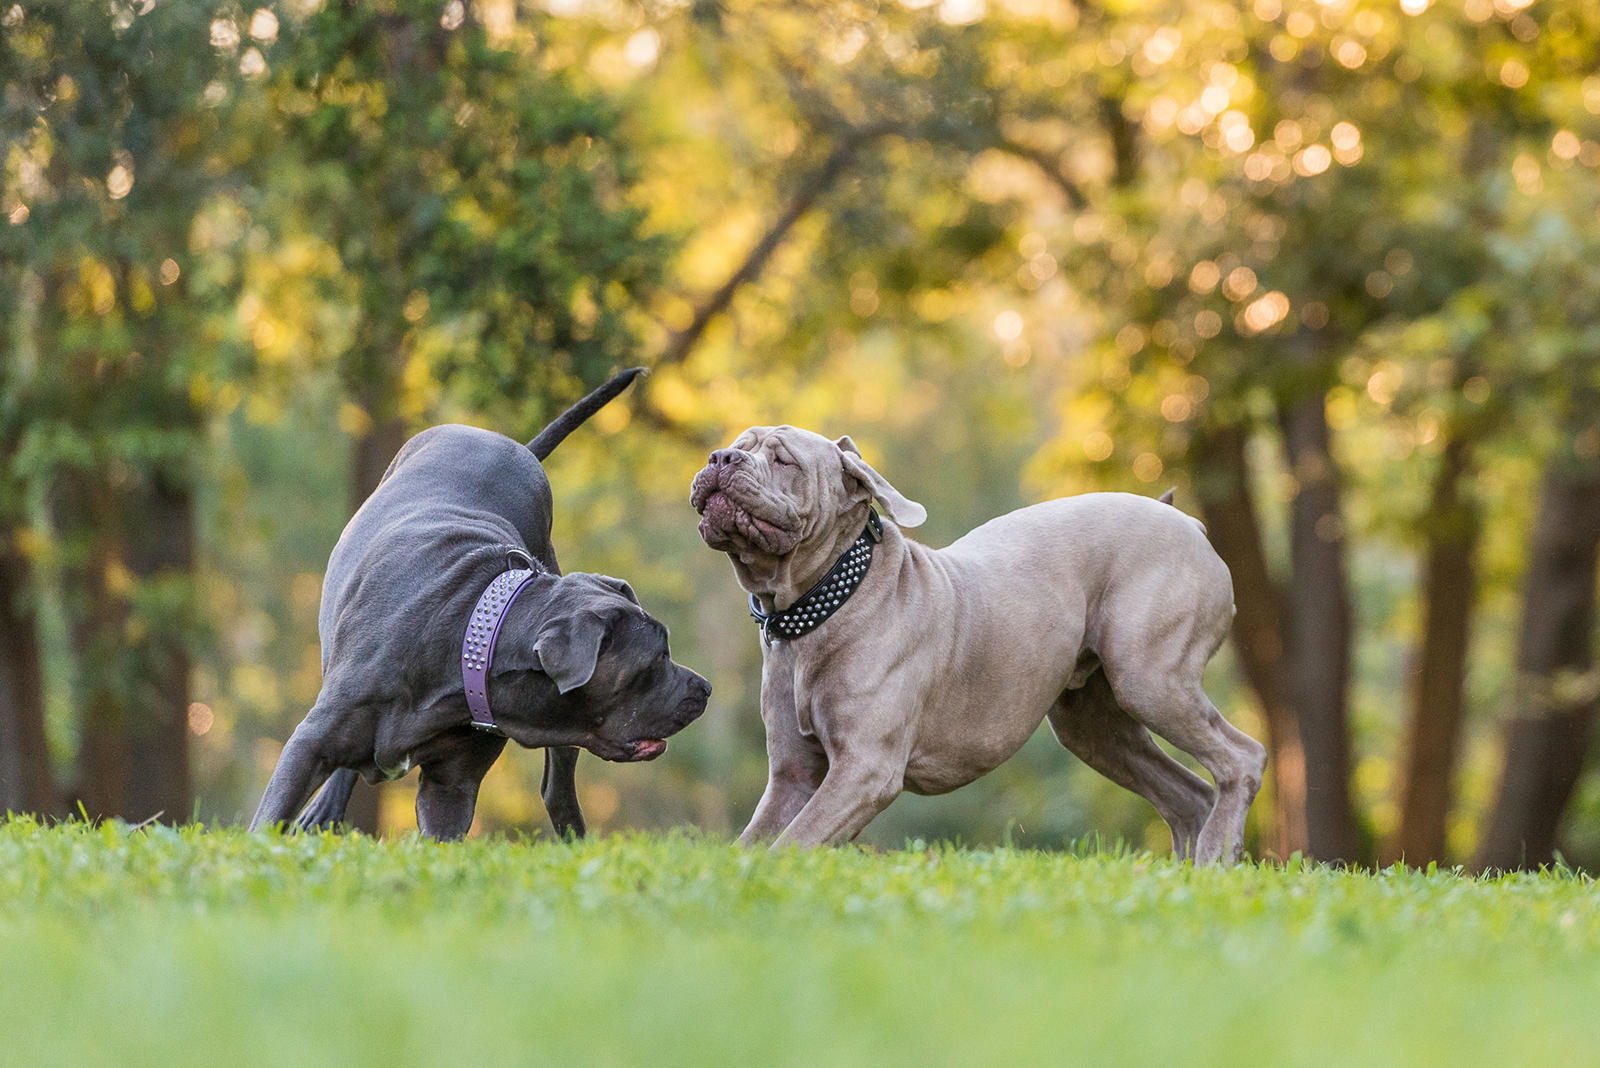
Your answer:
[532,613,609,694]
[834,436,927,528]
[594,575,639,604]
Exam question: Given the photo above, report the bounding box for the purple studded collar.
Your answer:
[462,549,541,733]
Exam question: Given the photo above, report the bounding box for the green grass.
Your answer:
[2,820,1598,1067]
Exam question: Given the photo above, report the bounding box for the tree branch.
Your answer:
[655,124,891,368]
[995,138,1089,211]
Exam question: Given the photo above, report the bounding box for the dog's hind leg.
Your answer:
[296,768,359,831]
[249,716,338,832]
[1047,667,1216,860]
[1101,659,1266,865]
[415,731,507,841]
[540,746,586,839]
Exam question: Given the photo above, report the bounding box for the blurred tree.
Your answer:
[263,0,667,443]
[0,267,51,816]
[638,0,1091,379]
[1475,432,1600,871]
[1470,151,1600,868]
[0,0,251,821]
[0,11,54,820]
[998,0,1600,866]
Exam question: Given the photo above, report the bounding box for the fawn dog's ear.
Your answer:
[835,436,927,528]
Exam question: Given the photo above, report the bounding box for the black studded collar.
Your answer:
[749,509,882,645]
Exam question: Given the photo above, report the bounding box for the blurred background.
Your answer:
[3,0,1599,870]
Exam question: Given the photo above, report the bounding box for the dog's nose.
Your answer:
[708,449,747,468]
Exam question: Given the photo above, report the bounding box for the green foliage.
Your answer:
[1,0,254,748]
[256,0,671,434]
[1,0,251,477]
[2,821,1600,1066]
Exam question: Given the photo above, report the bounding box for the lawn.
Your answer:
[1,820,1597,1068]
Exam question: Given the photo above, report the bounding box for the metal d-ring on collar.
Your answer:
[749,509,882,645]
[461,547,541,734]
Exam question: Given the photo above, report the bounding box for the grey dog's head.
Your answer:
[689,425,925,574]
[495,573,709,762]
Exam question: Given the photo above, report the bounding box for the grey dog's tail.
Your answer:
[527,367,647,460]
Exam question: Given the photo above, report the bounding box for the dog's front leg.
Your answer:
[769,757,904,848]
[540,746,585,839]
[765,675,915,848]
[249,718,337,832]
[740,748,828,845]
[739,649,827,845]
[295,768,360,831]
[415,731,507,841]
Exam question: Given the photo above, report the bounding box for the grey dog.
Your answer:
[251,370,710,841]
[690,425,1265,863]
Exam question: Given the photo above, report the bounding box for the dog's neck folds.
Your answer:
[739,502,878,612]
[748,509,881,644]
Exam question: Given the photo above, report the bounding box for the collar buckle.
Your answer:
[749,593,777,646]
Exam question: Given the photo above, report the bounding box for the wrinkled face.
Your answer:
[501,574,710,762]
[689,425,860,560]
[689,425,925,569]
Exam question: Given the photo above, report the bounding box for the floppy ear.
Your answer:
[594,575,639,605]
[531,613,610,694]
[835,436,927,528]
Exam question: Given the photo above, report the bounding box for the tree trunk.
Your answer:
[1389,435,1478,866]
[1473,460,1600,872]
[1279,394,1362,863]
[76,521,129,821]
[0,265,52,818]
[341,402,408,835]
[121,471,194,824]
[77,472,194,824]
[1193,423,1307,859]
[0,545,52,816]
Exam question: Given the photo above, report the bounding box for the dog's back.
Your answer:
[317,426,556,667]
[364,424,555,557]
[318,369,647,669]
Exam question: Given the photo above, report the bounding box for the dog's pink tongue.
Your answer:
[632,739,667,761]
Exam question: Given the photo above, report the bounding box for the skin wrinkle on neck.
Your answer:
[745,502,871,612]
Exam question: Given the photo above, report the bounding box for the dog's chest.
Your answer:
[378,754,414,781]
[901,721,1037,795]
